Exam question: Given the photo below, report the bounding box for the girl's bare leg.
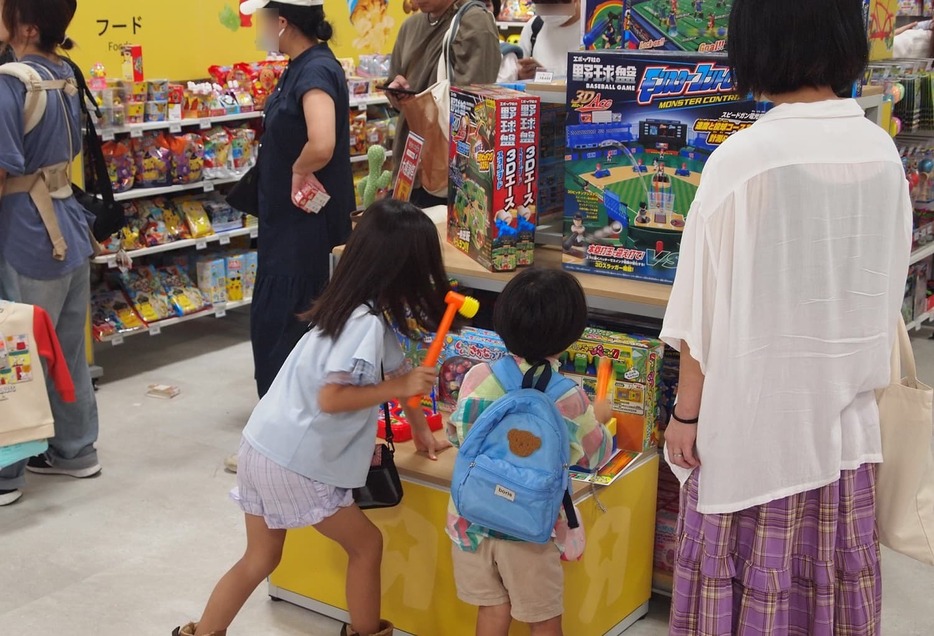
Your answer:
[476,604,512,636]
[315,505,383,635]
[195,514,286,635]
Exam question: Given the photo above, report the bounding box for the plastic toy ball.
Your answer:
[921,158,934,175]
[891,82,905,104]
[909,170,921,191]
[890,116,902,138]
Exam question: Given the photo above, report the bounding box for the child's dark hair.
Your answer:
[2,0,77,53]
[267,1,333,42]
[302,199,456,339]
[727,0,868,97]
[494,268,588,364]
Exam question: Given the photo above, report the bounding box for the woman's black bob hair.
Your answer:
[727,0,869,97]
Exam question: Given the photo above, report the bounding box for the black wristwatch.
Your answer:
[671,406,699,425]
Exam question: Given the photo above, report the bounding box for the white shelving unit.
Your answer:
[112,176,243,202]
[351,150,393,164]
[92,226,258,266]
[99,111,263,141]
[350,94,390,110]
[100,298,253,345]
[497,20,530,30]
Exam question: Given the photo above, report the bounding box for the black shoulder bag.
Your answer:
[62,57,127,241]
[353,401,404,510]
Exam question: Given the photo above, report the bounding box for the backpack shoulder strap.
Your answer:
[0,61,78,134]
[529,16,544,56]
[544,372,578,404]
[489,356,524,393]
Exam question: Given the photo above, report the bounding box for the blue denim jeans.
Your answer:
[0,256,100,488]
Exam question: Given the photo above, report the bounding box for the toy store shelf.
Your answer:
[911,242,934,265]
[907,309,934,332]
[99,111,263,139]
[91,226,258,266]
[98,298,253,345]
[350,150,393,164]
[349,94,390,110]
[112,176,242,202]
[497,20,530,30]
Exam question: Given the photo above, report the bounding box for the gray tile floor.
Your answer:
[1,312,933,635]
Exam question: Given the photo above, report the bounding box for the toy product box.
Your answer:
[563,51,764,284]
[538,102,568,222]
[225,254,245,302]
[865,0,898,62]
[448,86,541,272]
[121,45,145,83]
[196,257,228,305]
[584,0,732,53]
[559,327,665,451]
[243,251,258,300]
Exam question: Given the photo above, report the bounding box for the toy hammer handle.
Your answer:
[406,302,459,410]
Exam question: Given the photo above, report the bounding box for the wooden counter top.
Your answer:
[334,221,671,318]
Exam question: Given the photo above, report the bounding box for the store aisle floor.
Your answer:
[1,313,933,635]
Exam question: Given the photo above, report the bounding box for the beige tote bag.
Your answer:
[876,317,934,565]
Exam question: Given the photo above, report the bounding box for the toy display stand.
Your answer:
[269,439,659,636]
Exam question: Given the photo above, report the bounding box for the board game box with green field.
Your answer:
[584,0,732,52]
[563,51,764,284]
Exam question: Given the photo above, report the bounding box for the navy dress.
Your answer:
[252,44,353,397]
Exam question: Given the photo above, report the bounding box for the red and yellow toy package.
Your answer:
[119,266,174,323]
[448,86,540,272]
[559,327,665,452]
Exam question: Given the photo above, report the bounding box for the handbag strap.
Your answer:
[892,316,919,387]
[380,363,394,450]
[440,0,486,83]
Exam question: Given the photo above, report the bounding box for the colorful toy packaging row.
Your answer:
[448,85,541,272]
[563,51,765,284]
[98,193,255,255]
[101,126,258,193]
[904,256,934,325]
[91,251,258,340]
[583,0,732,53]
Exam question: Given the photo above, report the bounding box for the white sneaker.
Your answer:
[0,489,23,506]
[224,453,238,474]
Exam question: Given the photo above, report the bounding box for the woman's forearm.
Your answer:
[675,342,705,418]
[292,142,331,177]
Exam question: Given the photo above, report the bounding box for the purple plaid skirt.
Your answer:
[669,464,881,636]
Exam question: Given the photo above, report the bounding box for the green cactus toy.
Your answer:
[357,145,392,209]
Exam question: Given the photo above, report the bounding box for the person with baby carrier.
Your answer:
[0,0,103,506]
[448,268,613,636]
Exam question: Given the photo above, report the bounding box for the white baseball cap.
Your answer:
[240,0,324,15]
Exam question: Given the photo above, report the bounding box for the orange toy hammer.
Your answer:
[407,291,480,409]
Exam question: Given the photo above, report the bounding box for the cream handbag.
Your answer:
[876,317,934,565]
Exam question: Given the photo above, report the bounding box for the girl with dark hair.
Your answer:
[662,1,911,634]
[175,200,454,636]
[0,0,101,506]
[224,0,355,473]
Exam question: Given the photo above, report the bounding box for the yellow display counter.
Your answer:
[269,442,660,636]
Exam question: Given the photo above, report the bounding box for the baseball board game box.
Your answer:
[448,86,541,272]
[583,0,732,52]
[563,51,766,284]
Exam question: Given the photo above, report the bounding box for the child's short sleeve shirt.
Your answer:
[243,305,406,488]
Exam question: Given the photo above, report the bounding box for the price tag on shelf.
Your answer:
[149,325,162,336]
[249,228,258,239]
[102,130,115,142]
[169,123,182,134]
[215,303,227,319]
[534,71,554,83]
[107,258,118,269]
[130,128,143,139]
[199,120,211,130]
[195,239,208,250]
[218,234,231,246]
[203,181,215,193]
[111,335,124,346]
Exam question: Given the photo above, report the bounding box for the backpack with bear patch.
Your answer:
[452,357,579,544]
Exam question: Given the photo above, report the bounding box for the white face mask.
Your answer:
[539,14,570,25]
[256,26,286,53]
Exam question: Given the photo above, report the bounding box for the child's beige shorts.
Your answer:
[451,538,563,623]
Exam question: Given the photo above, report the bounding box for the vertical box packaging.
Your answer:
[121,44,144,82]
[583,0,733,52]
[563,51,764,284]
[559,327,665,452]
[196,258,228,305]
[225,254,245,302]
[865,0,898,61]
[448,86,541,272]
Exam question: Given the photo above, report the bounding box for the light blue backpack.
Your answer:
[452,357,580,543]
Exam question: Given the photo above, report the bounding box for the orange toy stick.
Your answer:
[407,291,480,409]
[595,358,612,403]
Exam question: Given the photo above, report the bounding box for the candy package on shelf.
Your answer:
[177,198,215,238]
[168,133,205,185]
[226,253,245,302]
[102,139,135,193]
[229,126,257,174]
[119,266,174,322]
[132,133,172,188]
[91,287,147,339]
[203,126,233,179]
[158,266,208,316]
[197,256,228,305]
[202,195,244,233]
[243,251,258,299]
[139,200,169,247]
